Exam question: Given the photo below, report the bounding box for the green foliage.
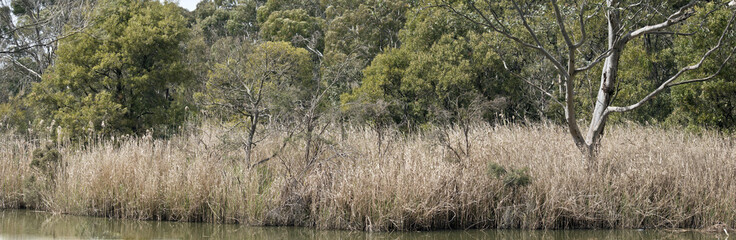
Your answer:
[4,0,734,141]
[27,0,192,140]
[193,0,259,43]
[608,39,676,124]
[198,39,313,123]
[667,3,736,132]
[30,144,62,179]
[0,94,32,133]
[487,162,531,188]
[324,0,408,62]
[342,5,531,127]
[256,0,321,24]
[318,1,409,103]
[503,167,531,188]
[0,6,9,32]
[340,48,410,126]
[259,9,324,49]
[487,162,506,178]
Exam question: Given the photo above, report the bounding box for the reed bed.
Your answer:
[1,123,735,231]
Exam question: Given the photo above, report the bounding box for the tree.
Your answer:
[256,0,322,24]
[192,0,260,43]
[197,40,312,166]
[324,0,409,63]
[1,0,94,130]
[322,0,410,99]
[435,0,736,161]
[342,3,533,129]
[259,8,324,50]
[666,3,736,132]
[27,0,191,140]
[0,0,93,85]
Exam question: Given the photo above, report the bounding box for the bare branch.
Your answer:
[646,31,696,36]
[521,76,564,107]
[607,12,736,114]
[573,0,589,48]
[2,55,41,79]
[621,0,698,43]
[509,2,568,75]
[667,46,736,87]
[552,0,576,49]
[434,1,568,76]
[575,49,612,73]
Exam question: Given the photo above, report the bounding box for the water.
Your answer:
[0,210,722,239]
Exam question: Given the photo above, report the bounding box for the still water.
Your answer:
[0,210,723,239]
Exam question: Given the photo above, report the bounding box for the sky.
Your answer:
[167,0,200,11]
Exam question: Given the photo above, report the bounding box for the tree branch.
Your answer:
[620,0,698,43]
[435,1,568,76]
[607,12,736,114]
[2,55,42,79]
[552,0,576,49]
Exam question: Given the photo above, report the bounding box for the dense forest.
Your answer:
[2,0,735,142]
[2,0,736,232]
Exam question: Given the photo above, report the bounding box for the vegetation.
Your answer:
[25,0,192,140]
[2,123,736,231]
[1,0,736,232]
[432,0,736,159]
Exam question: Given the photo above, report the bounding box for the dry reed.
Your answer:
[1,123,735,231]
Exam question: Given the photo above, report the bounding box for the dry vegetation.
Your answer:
[1,123,735,231]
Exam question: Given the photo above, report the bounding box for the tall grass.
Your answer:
[1,123,735,231]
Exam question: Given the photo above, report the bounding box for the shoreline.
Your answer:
[0,208,732,234]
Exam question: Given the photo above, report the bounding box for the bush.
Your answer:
[487,162,532,188]
[30,144,62,180]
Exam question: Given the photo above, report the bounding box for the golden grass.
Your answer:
[1,123,735,231]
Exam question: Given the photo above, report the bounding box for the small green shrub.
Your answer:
[487,162,507,178]
[487,162,531,188]
[30,144,62,180]
[22,175,42,208]
[503,167,531,188]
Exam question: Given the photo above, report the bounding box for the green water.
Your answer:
[0,209,722,239]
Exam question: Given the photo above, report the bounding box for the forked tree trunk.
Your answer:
[578,3,624,163]
[442,0,735,166]
[580,53,622,163]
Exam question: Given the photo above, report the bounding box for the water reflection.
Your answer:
[0,210,721,239]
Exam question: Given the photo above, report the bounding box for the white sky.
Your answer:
[166,0,200,11]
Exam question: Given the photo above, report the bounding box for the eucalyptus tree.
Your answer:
[198,40,313,166]
[342,2,534,130]
[435,0,736,161]
[0,0,93,131]
[0,0,93,85]
[27,0,191,140]
[192,0,260,43]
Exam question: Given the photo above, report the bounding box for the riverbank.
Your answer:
[1,123,735,231]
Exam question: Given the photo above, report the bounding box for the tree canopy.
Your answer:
[1,0,735,147]
[26,0,191,139]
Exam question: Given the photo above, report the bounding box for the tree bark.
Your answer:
[583,2,622,160]
[440,0,734,165]
[245,113,259,165]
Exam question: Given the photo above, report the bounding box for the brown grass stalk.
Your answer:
[1,123,735,231]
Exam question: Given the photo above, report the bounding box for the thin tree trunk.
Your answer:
[304,112,314,165]
[245,113,259,165]
[564,72,587,155]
